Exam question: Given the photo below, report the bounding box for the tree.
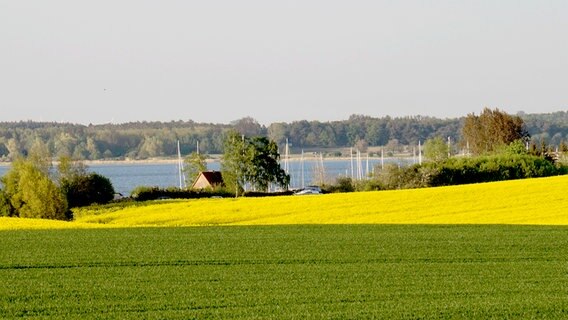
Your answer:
[267,122,287,145]
[61,173,115,208]
[221,131,251,197]
[57,156,115,208]
[423,137,449,162]
[385,139,400,155]
[221,131,290,195]
[1,158,68,220]
[184,152,207,187]
[462,108,528,155]
[246,136,290,192]
[0,142,9,158]
[28,138,51,173]
[354,139,369,153]
[0,189,13,217]
[6,138,21,160]
[57,155,88,182]
[231,117,263,136]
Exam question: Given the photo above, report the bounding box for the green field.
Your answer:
[2,225,568,319]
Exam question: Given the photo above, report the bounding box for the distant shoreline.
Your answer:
[0,154,413,167]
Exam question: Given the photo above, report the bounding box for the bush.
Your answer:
[369,154,566,191]
[131,186,233,201]
[422,154,565,187]
[335,177,356,193]
[354,179,384,192]
[321,177,354,193]
[61,173,115,208]
[376,164,427,190]
[243,190,294,197]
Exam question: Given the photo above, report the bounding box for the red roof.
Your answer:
[191,171,224,189]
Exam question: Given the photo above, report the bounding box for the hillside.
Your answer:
[2,175,567,229]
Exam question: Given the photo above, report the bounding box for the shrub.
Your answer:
[354,179,383,192]
[335,177,356,192]
[423,154,564,187]
[368,154,566,191]
[376,164,426,190]
[243,190,294,197]
[61,173,115,208]
[131,186,233,201]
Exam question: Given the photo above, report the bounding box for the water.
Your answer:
[0,158,412,196]
[89,162,194,196]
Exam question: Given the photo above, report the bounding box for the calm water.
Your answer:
[0,158,412,196]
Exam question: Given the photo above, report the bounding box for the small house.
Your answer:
[191,171,224,189]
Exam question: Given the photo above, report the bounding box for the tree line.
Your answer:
[1,111,567,161]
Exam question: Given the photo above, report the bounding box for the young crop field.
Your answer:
[1,225,567,319]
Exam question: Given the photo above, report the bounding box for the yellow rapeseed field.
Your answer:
[0,217,112,230]
[2,175,567,229]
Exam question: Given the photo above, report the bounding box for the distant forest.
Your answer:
[0,111,567,161]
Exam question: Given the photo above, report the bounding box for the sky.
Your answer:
[1,1,567,125]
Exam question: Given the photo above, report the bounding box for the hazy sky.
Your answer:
[1,1,567,125]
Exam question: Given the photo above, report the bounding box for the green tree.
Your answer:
[424,137,449,162]
[246,136,290,192]
[221,131,253,197]
[221,131,289,195]
[2,158,68,220]
[184,152,207,187]
[502,139,528,156]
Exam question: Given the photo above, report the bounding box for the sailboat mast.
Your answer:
[413,147,416,164]
[418,140,422,165]
[301,150,305,188]
[319,153,325,185]
[350,147,354,179]
[357,150,362,180]
[177,140,184,189]
[284,138,289,174]
[366,153,369,177]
